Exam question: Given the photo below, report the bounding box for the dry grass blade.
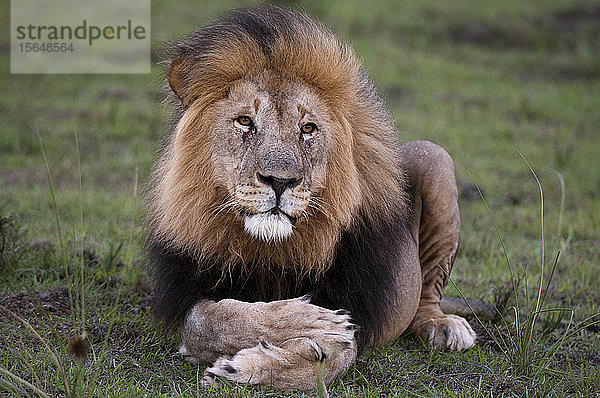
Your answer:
[33,117,65,260]
[466,170,519,313]
[516,150,544,357]
[74,130,87,337]
[34,117,75,326]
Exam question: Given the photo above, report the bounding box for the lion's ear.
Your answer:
[168,58,192,106]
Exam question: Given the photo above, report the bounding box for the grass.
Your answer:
[1,0,600,396]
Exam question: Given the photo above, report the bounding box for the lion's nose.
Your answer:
[257,173,302,201]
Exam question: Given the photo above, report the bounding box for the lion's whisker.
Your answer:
[204,197,240,224]
[308,196,333,220]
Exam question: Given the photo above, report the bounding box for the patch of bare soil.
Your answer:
[1,286,70,316]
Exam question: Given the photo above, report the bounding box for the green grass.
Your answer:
[1,0,599,396]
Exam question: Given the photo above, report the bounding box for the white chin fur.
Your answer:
[244,213,293,242]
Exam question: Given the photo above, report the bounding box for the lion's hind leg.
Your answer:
[401,140,476,351]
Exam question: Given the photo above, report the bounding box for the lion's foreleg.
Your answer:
[179,296,357,392]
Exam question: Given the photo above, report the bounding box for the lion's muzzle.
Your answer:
[241,173,306,242]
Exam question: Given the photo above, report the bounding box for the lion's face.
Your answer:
[206,74,333,242]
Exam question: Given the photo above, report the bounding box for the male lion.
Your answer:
[146,5,476,393]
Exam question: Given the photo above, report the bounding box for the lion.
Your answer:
[146,5,476,393]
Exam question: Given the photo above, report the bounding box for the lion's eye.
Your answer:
[301,123,317,135]
[235,116,253,127]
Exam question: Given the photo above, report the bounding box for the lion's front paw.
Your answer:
[201,336,353,393]
[265,296,354,331]
[184,297,357,392]
[200,308,357,393]
[201,341,287,387]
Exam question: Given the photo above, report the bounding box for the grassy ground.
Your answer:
[1,0,599,396]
